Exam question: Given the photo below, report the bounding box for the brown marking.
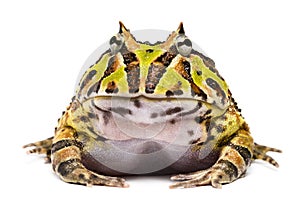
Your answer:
[125,62,140,93]
[174,59,191,81]
[105,81,119,94]
[150,113,158,118]
[78,70,97,97]
[164,107,183,116]
[109,107,132,116]
[123,52,138,65]
[206,78,226,104]
[133,99,141,108]
[145,63,167,93]
[170,119,176,124]
[165,90,174,97]
[174,59,208,100]
[102,112,112,125]
[80,116,89,123]
[187,130,194,136]
[155,52,176,66]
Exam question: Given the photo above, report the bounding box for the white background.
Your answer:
[0,0,298,200]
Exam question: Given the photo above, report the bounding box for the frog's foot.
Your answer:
[23,137,53,163]
[52,126,129,188]
[170,159,238,189]
[253,143,282,167]
[170,126,254,189]
[54,158,129,187]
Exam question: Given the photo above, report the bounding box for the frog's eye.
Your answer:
[109,33,124,54]
[175,35,192,57]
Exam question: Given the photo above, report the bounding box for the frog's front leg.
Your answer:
[170,121,280,189]
[51,126,128,187]
[170,124,253,189]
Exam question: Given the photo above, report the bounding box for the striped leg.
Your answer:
[170,128,254,189]
[51,126,128,187]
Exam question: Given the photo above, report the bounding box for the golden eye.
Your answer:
[175,35,192,57]
[109,33,124,54]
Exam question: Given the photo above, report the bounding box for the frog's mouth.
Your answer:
[81,138,218,176]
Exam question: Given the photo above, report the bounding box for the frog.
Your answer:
[23,22,281,188]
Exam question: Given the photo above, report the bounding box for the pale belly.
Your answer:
[76,96,220,175]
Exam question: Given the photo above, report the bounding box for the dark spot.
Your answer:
[166,90,174,97]
[215,125,224,133]
[78,174,85,180]
[102,111,112,125]
[57,158,82,177]
[187,130,194,136]
[80,116,89,123]
[87,112,98,119]
[206,78,218,90]
[150,113,158,118]
[109,107,132,116]
[87,126,99,136]
[194,116,205,124]
[146,49,154,53]
[164,107,183,115]
[173,90,183,95]
[133,99,141,108]
[170,119,176,124]
[178,101,202,117]
[90,174,98,180]
[206,135,215,141]
[205,109,212,116]
[217,159,238,179]
[197,70,202,76]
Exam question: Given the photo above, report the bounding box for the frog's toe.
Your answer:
[86,173,129,188]
[170,170,206,181]
[253,143,282,167]
[57,164,129,187]
[23,137,53,163]
[170,170,223,189]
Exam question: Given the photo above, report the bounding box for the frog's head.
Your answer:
[77,22,230,110]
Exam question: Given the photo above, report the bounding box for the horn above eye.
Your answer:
[175,35,192,57]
